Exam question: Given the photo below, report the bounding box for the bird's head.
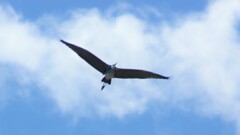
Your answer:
[111,63,117,69]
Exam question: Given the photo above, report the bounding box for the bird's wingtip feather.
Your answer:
[60,39,66,43]
[165,76,171,80]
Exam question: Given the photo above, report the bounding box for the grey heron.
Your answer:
[60,40,169,90]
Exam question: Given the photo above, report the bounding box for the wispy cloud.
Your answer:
[162,0,240,131]
[0,0,240,132]
[163,0,240,117]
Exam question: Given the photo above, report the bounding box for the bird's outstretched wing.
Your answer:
[60,40,109,74]
[114,68,169,79]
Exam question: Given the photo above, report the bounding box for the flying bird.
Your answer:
[60,40,169,90]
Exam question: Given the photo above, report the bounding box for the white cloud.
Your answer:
[161,0,240,131]
[0,0,240,132]
[163,0,240,111]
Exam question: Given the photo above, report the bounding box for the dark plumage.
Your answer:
[60,40,108,74]
[60,40,169,90]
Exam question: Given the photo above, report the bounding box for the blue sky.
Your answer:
[1,0,207,19]
[0,0,240,135]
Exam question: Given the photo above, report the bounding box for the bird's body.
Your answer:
[60,40,169,90]
[105,67,115,80]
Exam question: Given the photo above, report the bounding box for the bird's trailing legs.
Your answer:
[101,77,112,90]
[101,83,107,90]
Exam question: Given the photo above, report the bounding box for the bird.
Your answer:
[60,40,170,90]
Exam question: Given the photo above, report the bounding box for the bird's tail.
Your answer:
[101,77,111,84]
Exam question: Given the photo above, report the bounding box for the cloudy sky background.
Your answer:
[0,0,240,134]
